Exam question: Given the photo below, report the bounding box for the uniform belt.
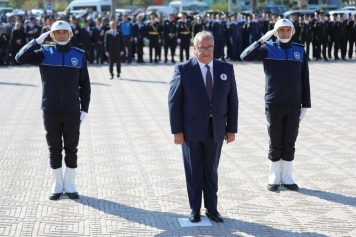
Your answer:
[149,32,159,35]
[179,32,190,35]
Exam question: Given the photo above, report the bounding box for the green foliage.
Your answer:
[281,0,298,10]
[210,2,229,12]
[9,0,24,9]
[257,0,266,12]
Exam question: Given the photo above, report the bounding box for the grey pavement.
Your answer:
[0,51,356,236]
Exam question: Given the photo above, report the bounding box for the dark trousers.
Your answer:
[95,43,104,64]
[328,38,334,58]
[301,40,311,59]
[43,111,80,169]
[334,37,346,59]
[265,104,300,162]
[136,39,144,62]
[109,52,121,76]
[317,40,328,59]
[180,39,190,61]
[182,119,223,210]
[348,38,355,58]
[214,39,225,60]
[164,38,176,61]
[230,39,243,61]
[122,36,132,63]
[149,39,159,62]
[0,47,9,64]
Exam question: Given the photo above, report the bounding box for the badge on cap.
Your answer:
[294,52,300,60]
[220,73,227,80]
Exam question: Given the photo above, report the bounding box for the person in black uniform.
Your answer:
[41,16,55,45]
[70,16,81,48]
[132,15,146,63]
[263,11,272,34]
[177,12,192,62]
[314,12,329,61]
[79,20,94,63]
[290,13,300,43]
[347,13,355,59]
[0,28,9,65]
[163,13,177,63]
[15,21,91,200]
[246,12,263,44]
[211,13,227,60]
[267,13,278,42]
[299,14,313,60]
[92,18,105,64]
[328,13,337,59]
[193,15,205,37]
[146,12,162,63]
[105,21,124,79]
[241,18,311,192]
[11,22,26,65]
[333,13,348,60]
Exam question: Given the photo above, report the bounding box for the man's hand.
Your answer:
[120,51,124,56]
[80,111,87,126]
[35,31,50,44]
[299,108,308,123]
[174,132,184,145]
[105,52,110,57]
[259,29,276,43]
[177,38,181,44]
[225,132,235,144]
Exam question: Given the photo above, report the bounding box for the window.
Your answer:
[101,5,110,12]
[73,6,97,11]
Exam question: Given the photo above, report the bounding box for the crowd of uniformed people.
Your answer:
[1,8,356,65]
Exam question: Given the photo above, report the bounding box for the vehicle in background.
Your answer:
[264,5,287,15]
[341,5,356,10]
[169,1,208,13]
[116,8,133,16]
[146,6,177,15]
[283,10,315,19]
[328,10,356,17]
[0,7,13,16]
[65,0,111,14]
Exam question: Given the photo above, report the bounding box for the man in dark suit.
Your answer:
[70,16,81,48]
[92,18,105,64]
[163,13,177,63]
[132,15,146,63]
[104,21,124,79]
[79,20,94,63]
[25,17,40,43]
[168,31,238,223]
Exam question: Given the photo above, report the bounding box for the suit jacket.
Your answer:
[132,22,146,40]
[104,30,124,53]
[168,58,238,142]
[25,24,41,41]
[79,27,93,48]
[92,26,105,45]
[71,24,81,47]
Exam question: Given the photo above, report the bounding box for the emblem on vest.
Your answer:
[294,52,300,60]
[71,57,78,66]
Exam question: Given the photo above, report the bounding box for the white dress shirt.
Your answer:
[197,59,214,86]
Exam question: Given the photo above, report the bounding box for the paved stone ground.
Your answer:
[0,49,356,236]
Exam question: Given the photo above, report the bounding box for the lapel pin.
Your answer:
[220,73,227,80]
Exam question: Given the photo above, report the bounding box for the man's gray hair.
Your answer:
[194,31,214,46]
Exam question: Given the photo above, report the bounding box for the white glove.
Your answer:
[177,38,181,44]
[35,31,51,44]
[299,108,308,123]
[80,111,87,126]
[260,29,276,43]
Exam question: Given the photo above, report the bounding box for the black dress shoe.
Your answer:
[171,59,175,63]
[282,183,299,191]
[189,210,201,223]
[110,74,114,79]
[66,192,80,199]
[267,184,279,191]
[164,59,168,63]
[49,192,62,200]
[206,209,223,222]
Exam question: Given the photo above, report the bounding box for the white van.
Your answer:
[146,6,177,15]
[169,1,209,13]
[65,0,111,14]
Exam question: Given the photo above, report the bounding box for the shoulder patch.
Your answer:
[72,47,85,53]
[292,42,305,48]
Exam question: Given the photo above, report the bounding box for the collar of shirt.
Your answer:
[197,59,214,86]
[97,26,101,30]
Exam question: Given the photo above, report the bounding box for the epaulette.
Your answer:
[72,46,85,53]
[292,42,305,48]
[178,19,182,22]
[147,20,151,23]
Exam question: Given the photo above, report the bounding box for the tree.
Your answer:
[9,0,25,9]
[281,0,298,10]
[210,2,228,12]
[297,0,308,10]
